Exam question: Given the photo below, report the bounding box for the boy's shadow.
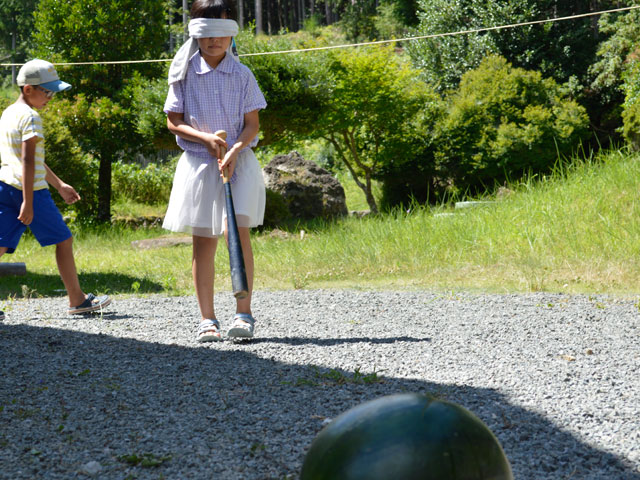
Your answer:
[0,272,164,297]
[1,324,637,480]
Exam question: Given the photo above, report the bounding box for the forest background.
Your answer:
[0,0,639,222]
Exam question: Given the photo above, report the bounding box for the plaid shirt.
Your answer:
[164,51,267,156]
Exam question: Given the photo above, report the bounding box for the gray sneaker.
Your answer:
[68,293,112,315]
[227,313,255,339]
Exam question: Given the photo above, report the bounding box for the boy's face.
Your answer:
[197,36,232,63]
[22,84,53,110]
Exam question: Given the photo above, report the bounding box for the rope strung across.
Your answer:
[1,5,639,68]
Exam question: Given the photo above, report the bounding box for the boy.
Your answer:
[0,59,111,318]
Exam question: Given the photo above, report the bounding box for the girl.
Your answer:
[163,0,266,342]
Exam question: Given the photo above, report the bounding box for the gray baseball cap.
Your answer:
[17,59,72,92]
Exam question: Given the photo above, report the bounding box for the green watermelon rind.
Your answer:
[301,393,513,480]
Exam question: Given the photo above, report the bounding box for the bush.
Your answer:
[125,73,175,150]
[621,54,640,150]
[40,105,100,219]
[434,56,591,195]
[112,159,177,205]
[238,28,332,149]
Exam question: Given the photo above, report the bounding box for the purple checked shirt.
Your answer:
[164,51,267,156]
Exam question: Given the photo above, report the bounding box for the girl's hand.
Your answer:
[58,183,81,205]
[204,132,228,160]
[218,147,239,179]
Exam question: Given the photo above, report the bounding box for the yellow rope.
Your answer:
[1,5,638,67]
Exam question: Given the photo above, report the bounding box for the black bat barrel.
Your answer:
[224,178,249,299]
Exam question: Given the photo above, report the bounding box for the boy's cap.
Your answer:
[17,59,72,92]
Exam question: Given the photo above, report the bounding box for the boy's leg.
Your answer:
[192,234,218,320]
[0,182,27,255]
[55,237,85,307]
[0,248,4,320]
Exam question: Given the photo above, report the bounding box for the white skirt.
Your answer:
[162,149,265,237]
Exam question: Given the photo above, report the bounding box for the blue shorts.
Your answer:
[0,181,72,254]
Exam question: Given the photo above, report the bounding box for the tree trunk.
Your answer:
[255,0,263,34]
[238,0,244,28]
[278,0,285,32]
[299,0,304,29]
[97,156,112,223]
[325,134,379,214]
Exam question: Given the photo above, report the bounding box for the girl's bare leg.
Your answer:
[192,235,218,320]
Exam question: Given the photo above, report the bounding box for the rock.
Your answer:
[263,152,348,221]
[131,236,192,249]
[80,461,102,476]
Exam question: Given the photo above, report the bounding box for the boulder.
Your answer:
[263,151,348,221]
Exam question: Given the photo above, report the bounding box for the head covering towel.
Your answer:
[168,18,240,85]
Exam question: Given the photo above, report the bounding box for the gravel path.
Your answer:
[0,290,639,479]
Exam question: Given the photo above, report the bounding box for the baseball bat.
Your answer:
[215,130,249,299]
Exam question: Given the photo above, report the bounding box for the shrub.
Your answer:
[112,159,177,205]
[620,50,640,149]
[125,73,175,150]
[435,56,591,195]
[238,29,331,149]
[40,105,99,219]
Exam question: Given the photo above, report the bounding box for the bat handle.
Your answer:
[214,130,230,183]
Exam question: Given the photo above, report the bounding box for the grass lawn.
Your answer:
[2,148,640,302]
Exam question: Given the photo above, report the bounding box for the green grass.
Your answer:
[3,147,640,301]
[112,197,166,219]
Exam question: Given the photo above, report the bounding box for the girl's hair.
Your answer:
[190,0,237,20]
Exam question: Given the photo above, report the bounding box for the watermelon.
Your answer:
[301,393,513,480]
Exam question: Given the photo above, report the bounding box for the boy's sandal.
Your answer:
[0,311,4,321]
[198,319,223,343]
[227,313,256,339]
[68,293,112,315]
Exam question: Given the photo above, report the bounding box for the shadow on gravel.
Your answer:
[1,324,638,480]
[0,272,164,298]
[250,335,430,346]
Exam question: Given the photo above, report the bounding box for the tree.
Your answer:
[32,0,168,222]
[310,45,440,213]
[238,28,331,148]
[589,7,640,148]
[0,0,39,73]
[407,0,626,94]
[434,56,591,194]
[590,7,640,103]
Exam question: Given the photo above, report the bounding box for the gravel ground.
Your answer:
[0,290,639,479]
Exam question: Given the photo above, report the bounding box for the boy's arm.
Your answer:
[18,137,37,225]
[45,164,81,205]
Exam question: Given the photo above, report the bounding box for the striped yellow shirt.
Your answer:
[0,102,47,191]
